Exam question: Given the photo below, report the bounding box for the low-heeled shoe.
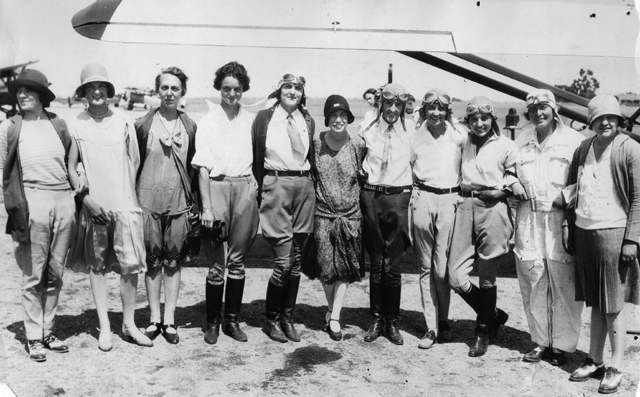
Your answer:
[523,348,547,363]
[547,350,567,366]
[569,357,605,382]
[598,367,622,394]
[162,324,180,344]
[326,319,342,341]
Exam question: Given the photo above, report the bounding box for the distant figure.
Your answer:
[505,107,520,139]
[1,69,75,362]
[135,67,198,345]
[405,94,417,120]
[192,61,258,345]
[360,83,415,346]
[566,94,640,394]
[360,88,379,132]
[253,71,316,343]
[301,95,365,341]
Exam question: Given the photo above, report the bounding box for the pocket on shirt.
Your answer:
[517,150,536,185]
[547,154,571,187]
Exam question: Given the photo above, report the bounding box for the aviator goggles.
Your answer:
[278,73,306,88]
[422,91,451,106]
[381,91,409,102]
[526,92,555,107]
[466,104,494,115]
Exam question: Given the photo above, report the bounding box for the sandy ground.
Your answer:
[1,103,639,397]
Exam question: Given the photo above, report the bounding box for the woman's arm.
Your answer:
[198,167,214,229]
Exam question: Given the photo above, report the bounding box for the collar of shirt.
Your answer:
[274,104,302,123]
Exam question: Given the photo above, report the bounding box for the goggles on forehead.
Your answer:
[381,91,409,102]
[466,104,494,115]
[280,73,306,87]
[526,93,554,107]
[422,91,451,106]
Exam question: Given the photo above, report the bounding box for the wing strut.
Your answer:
[398,51,588,124]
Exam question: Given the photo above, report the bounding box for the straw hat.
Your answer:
[75,63,115,98]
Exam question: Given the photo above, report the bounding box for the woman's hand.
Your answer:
[477,189,507,203]
[82,196,109,225]
[75,174,89,194]
[621,240,638,264]
[201,210,215,229]
[511,182,529,201]
[562,225,573,254]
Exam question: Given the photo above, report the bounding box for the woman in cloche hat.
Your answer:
[1,69,76,361]
[301,94,365,341]
[66,63,153,351]
[565,94,640,394]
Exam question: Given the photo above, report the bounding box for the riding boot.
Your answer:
[468,287,495,357]
[486,286,508,339]
[458,283,480,313]
[383,284,404,345]
[223,277,248,342]
[280,276,301,342]
[265,281,288,343]
[204,282,224,344]
[364,282,384,342]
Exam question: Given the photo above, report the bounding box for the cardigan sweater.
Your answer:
[2,112,72,244]
[566,130,640,244]
[251,104,316,206]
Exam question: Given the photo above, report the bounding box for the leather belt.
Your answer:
[414,182,460,195]
[265,170,310,177]
[459,190,490,198]
[362,183,412,195]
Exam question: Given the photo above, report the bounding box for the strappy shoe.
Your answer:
[162,324,180,345]
[144,322,163,340]
[326,319,342,341]
[121,325,153,347]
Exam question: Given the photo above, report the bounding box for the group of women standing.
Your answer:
[1,61,639,395]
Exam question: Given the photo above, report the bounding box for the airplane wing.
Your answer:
[0,61,38,81]
[72,0,639,58]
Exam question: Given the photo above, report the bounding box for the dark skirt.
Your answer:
[574,227,640,313]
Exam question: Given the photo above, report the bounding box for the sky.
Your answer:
[1,0,640,103]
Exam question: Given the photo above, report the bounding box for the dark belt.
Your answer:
[414,182,460,195]
[265,170,310,177]
[459,189,490,198]
[362,183,412,195]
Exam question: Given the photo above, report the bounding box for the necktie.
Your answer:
[287,114,306,160]
[379,124,393,180]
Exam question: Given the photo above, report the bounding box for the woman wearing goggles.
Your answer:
[410,88,464,349]
[447,96,525,358]
[513,89,585,367]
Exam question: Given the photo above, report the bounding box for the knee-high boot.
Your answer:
[364,282,384,342]
[223,277,248,342]
[383,284,403,345]
[204,282,224,344]
[265,281,287,343]
[280,276,301,342]
[468,286,495,357]
[458,283,508,338]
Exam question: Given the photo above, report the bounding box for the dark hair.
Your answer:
[363,88,377,99]
[213,62,250,92]
[155,66,188,95]
[419,102,452,122]
[407,94,416,103]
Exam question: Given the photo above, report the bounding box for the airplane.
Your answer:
[121,87,187,111]
[70,0,640,131]
[70,1,640,339]
[0,61,39,117]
